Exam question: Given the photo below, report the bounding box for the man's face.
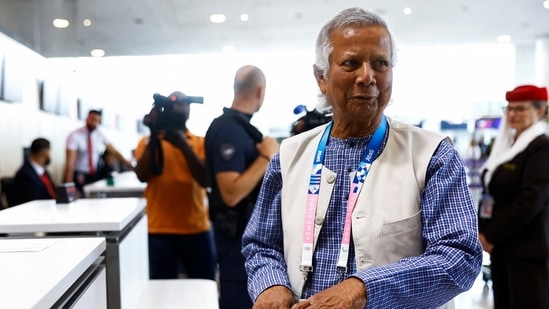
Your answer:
[316,25,393,126]
[43,148,51,166]
[86,113,101,131]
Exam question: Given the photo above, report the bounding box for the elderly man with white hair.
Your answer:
[242,7,483,309]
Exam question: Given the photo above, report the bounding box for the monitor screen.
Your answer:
[2,53,25,103]
[475,117,501,130]
[40,77,60,113]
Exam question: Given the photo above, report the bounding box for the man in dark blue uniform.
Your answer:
[205,65,279,309]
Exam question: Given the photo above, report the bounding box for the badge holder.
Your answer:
[56,182,79,204]
[479,193,494,219]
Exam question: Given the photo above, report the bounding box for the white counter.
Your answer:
[0,237,106,308]
[0,197,146,233]
[84,171,146,198]
[0,197,149,309]
[138,279,219,309]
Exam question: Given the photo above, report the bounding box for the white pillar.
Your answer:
[514,44,536,85]
[535,34,549,86]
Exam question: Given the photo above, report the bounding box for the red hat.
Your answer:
[505,85,548,102]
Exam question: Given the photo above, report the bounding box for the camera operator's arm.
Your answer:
[163,131,208,188]
[134,136,157,182]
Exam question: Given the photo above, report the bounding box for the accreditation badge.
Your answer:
[479,194,494,219]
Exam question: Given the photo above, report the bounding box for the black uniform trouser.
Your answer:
[214,226,252,309]
[73,171,98,197]
[491,255,549,309]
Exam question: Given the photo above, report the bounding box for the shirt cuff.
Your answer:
[249,269,293,301]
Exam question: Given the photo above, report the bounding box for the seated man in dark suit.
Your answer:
[12,138,57,206]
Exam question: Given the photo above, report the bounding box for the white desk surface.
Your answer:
[0,197,146,233]
[0,237,106,308]
[84,171,146,193]
[138,279,219,309]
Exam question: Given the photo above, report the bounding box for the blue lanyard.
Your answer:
[301,115,388,273]
[309,115,387,191]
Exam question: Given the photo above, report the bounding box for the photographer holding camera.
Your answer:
[290,104,333,136]
[134,91,216,281]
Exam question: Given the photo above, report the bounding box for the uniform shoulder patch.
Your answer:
[220,143,236,161]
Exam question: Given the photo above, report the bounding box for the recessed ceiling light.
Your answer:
[53,18,70,29]
[497,35,512,43]
[403,8,412,15]
[210,14,226,23]
[90,49,105,57]
[222,45,235,52]
[240,14,249,22]
[83,19,92,27]
[544,0,549,9]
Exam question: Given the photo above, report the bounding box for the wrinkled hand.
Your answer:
[257,136,280,160]
[254,285,295,309]
[479,233,494,254]
[291,277,367,309]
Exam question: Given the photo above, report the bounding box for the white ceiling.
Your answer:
[0,0,548,58]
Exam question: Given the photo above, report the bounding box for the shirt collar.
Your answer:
[29,159,45,176]
[223,107,253,122]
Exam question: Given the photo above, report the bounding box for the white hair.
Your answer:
[314,7,398,111]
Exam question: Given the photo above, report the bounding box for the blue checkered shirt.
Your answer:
[242,131,483,308]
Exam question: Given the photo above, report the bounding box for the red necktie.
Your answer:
[88,132,95,175]
[40,172,57,199]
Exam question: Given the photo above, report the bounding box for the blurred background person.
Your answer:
[205,65,279,309]
[63,109,132,196]
[96,149,131,180]
[96,149,116,181]
[289,104,332,136]
[134,91,216,281]
[479,84,549,308]
[11,138,56,206]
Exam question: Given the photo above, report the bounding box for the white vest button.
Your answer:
[326,174,336,184]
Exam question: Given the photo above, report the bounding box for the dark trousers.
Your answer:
[491,255,549,309]
[73,171,99,197]
[214,228,253,309]
[148,231,216,280]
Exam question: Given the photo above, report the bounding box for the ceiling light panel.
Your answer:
[52,18,70,28]
[210,14,226,23]
[497,35,512,43]
[91,49,106,57]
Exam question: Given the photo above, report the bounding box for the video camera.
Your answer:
[143,92,204,132]
[290,104,332,135]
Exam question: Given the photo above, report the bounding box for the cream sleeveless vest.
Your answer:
[279,117,454,308]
